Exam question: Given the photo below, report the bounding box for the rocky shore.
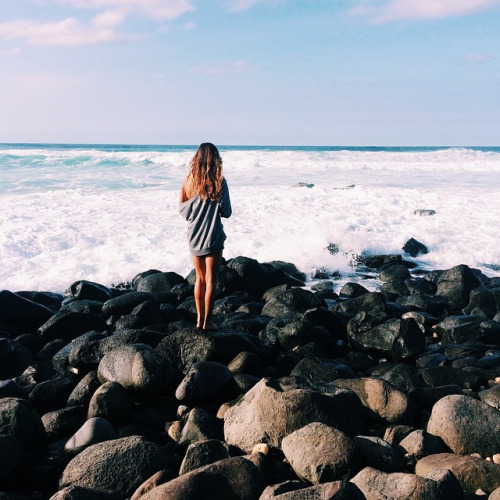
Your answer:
[1,253,500,499]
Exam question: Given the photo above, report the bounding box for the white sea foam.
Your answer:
[0,145,499,293]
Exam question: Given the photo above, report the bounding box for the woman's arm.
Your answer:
[219,178,232,218]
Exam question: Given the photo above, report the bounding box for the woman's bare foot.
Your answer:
[203,320,219,331]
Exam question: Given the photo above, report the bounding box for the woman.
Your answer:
[179,143,232,330]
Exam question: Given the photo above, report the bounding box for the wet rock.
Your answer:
[436,265,481,311]
[435,315,490,343]
[262,288,323,318]
[402,238,429,257]
[347,316,425,361]
[380,264,411,282]
[334,292,386,314]
[426,395,500,456]
[396,294,449,316]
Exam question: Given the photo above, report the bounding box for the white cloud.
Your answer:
[350,0,500,22]
[0,16,119,46]
[190,60,257,74]
[57,0,195,20]
[0,0,195,47]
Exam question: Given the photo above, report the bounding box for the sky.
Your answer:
[0,0,499,146]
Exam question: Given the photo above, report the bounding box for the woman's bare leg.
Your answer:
[192,255,207,328]
[203,251,223,330]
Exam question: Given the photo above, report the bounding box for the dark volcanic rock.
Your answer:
[38,311,107,343]
[402,238,429,257]
[65,280,112,302]
[98,344,176,394]
[436,264,481,311]
[262,287,323,317]
[0,290,54,334]
[347,315,425,361]
[60,436,175,498]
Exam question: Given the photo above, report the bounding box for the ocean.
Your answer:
[1,144,499,294]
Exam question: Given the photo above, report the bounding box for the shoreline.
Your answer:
[1,254,499,498]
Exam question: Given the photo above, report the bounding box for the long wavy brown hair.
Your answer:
[188,143,224,201]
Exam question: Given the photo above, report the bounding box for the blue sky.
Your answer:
[1,0,499,145]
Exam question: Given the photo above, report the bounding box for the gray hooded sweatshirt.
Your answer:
[179,177,232,256]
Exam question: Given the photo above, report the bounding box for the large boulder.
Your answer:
[102,291,155,317]
[179,439,230,475]
[347,316,425,361]
[155,329,216,375]
[281,422,358,484]
[436,265,481,311]
[262,288,322,318]
[38,311,107,343]
[64,417,118,456]
[175,361,233,405]
[351,466,463,500]
[0,338,33,379]
[223,378,367,453]
[60,436,175,498]
[135,456,265,500]
[333,377,415,423]
[136,272,186,293]
[426,395,500,456]
[65,280,112,302]
[98,344,176,394]
[0,290,54,334]
[227,256,293,298]
[416,453,500,494]
[334,292,386,315]
[87,381,133,426]
[259,480,364,499]
[0,397,46,449]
